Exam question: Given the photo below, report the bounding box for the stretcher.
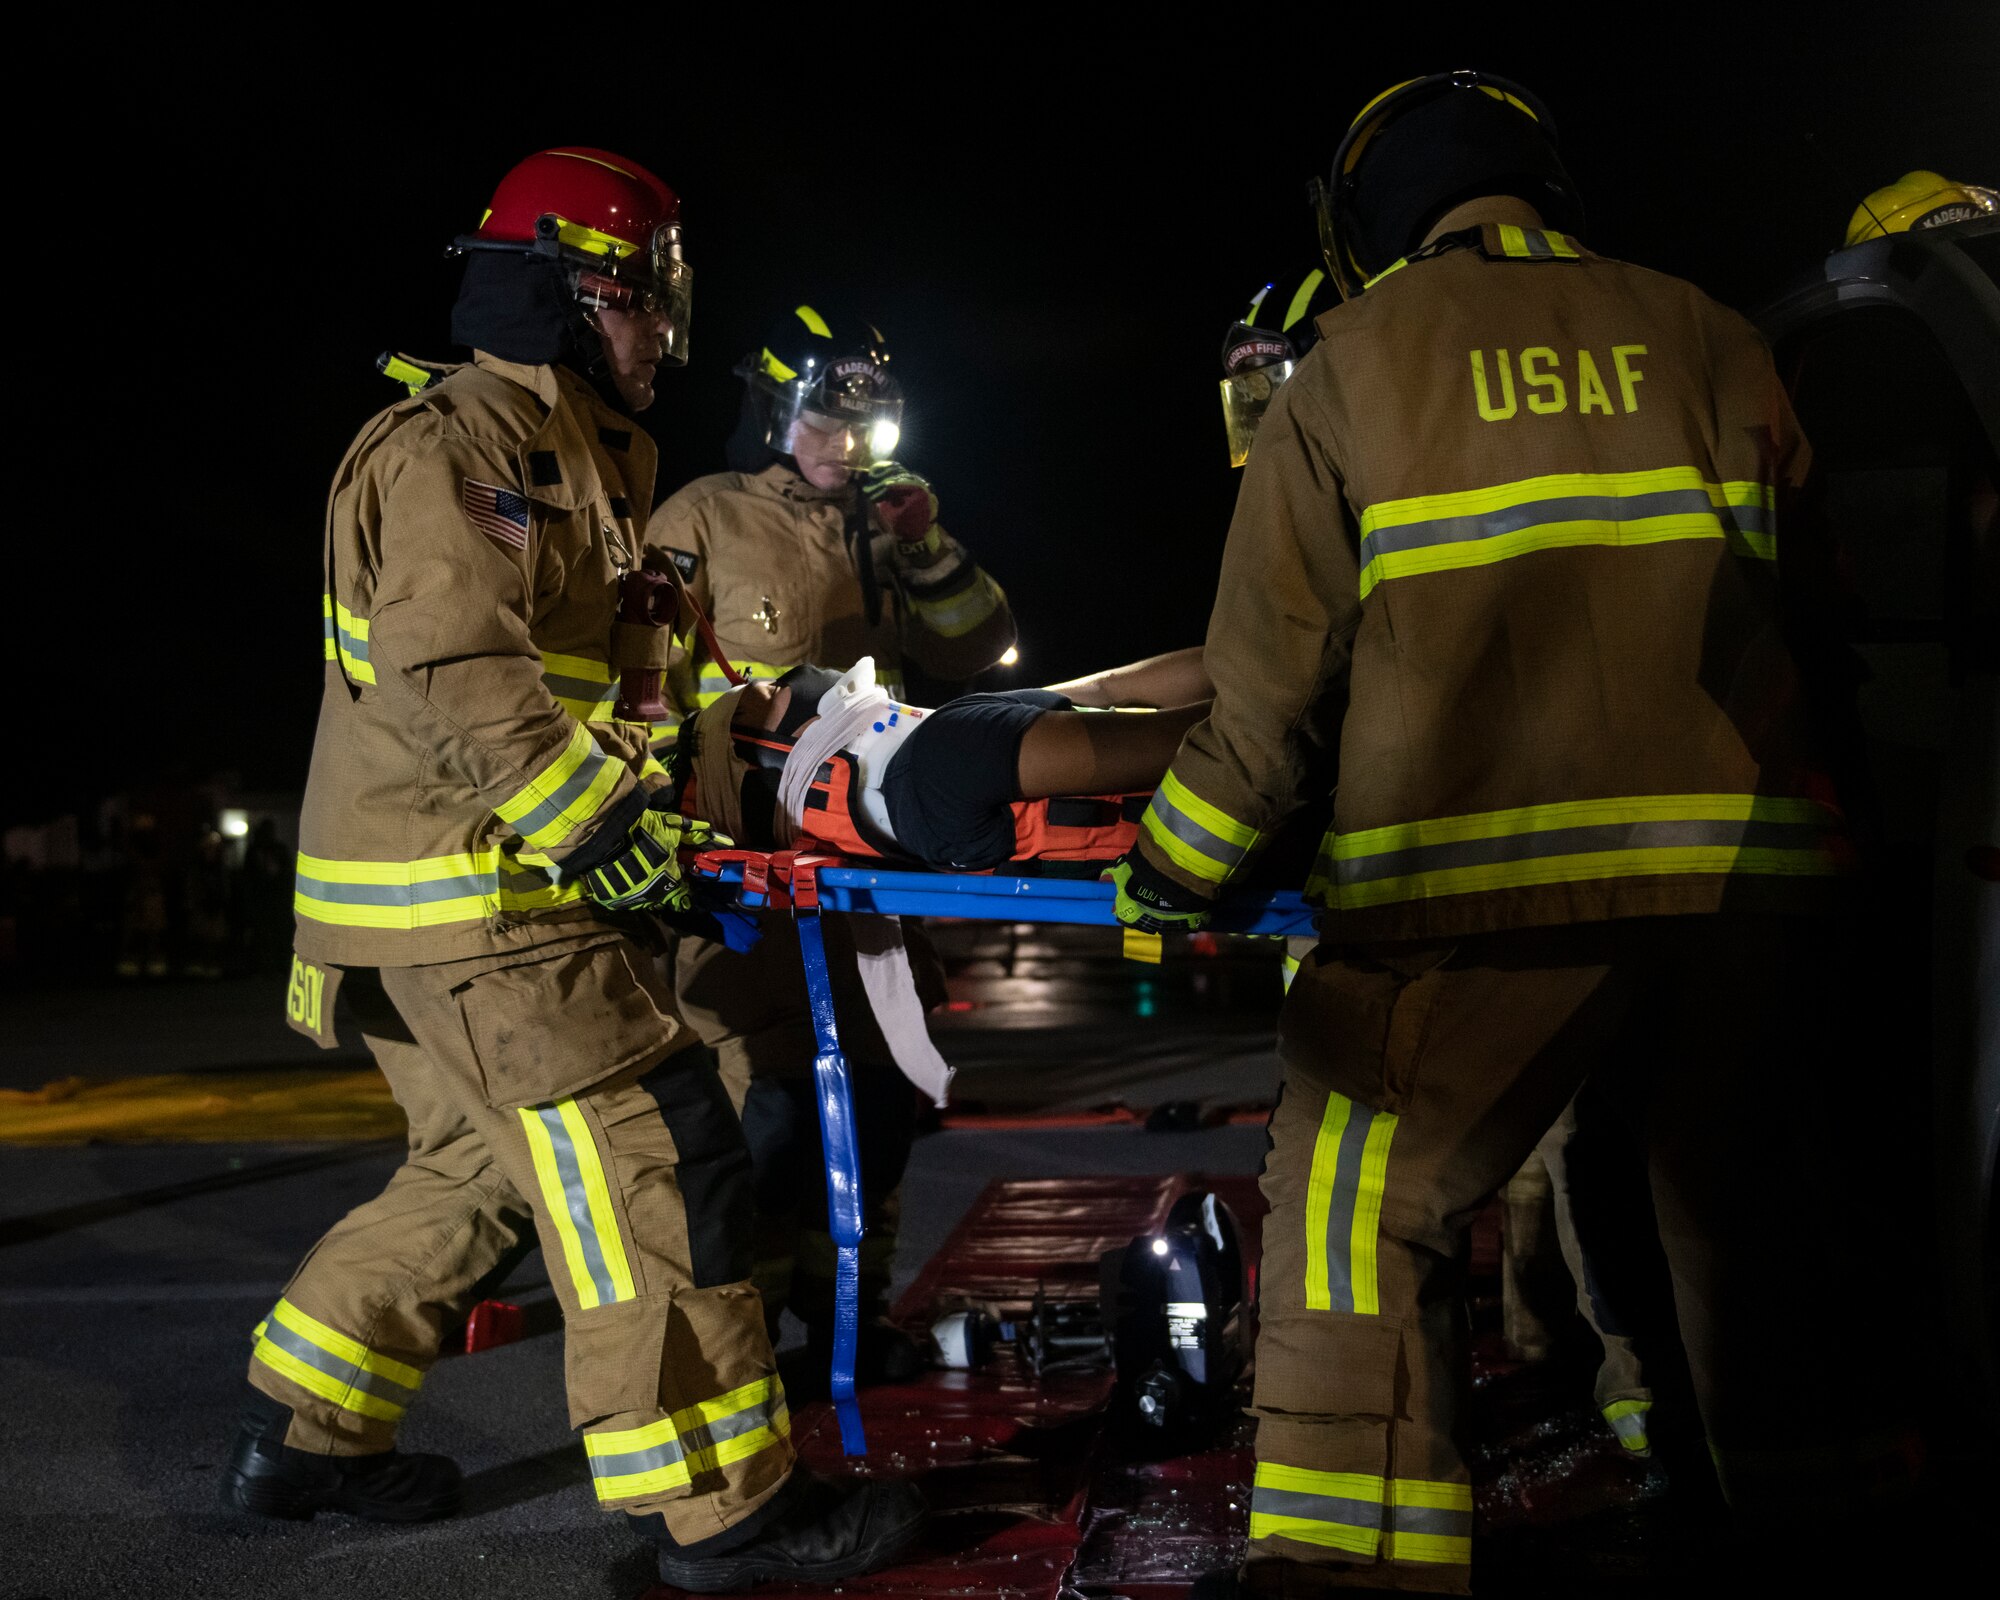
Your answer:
[684,846,1314,1455]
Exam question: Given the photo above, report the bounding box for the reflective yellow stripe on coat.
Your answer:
[541,651,618,723]
[1357,466,1776,599]
[293,848,588,931]
[495,723,625,851]
[1142,771,1262,886]
[1307,792,1847,910]
[583,1376,790,1503]
[322,594,376,684]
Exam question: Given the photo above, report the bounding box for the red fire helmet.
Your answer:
[458,147,692,362]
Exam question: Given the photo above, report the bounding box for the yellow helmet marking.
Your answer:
[1343,75,1540,175]
[793,305,833,338]
[548,215,640,259]
[1282,269,1326,332]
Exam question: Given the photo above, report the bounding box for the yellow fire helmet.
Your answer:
[1844,170,1998,248]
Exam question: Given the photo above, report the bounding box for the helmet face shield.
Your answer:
[574,222,693,364]
[1219,318,1301,468]
[1220,359,1296,468]
[746,349,904,468]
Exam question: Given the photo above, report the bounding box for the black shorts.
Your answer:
[879,689,1071,870]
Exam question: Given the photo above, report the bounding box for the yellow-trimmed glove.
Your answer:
[861,462,942,554]
[581,796,730,913]
[1106,855,1213,934]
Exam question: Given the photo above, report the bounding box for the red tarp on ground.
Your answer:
[643,1173,1259,1600]
[643,1173,1664,1600]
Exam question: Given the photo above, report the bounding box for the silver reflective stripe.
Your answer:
[1607,1405,1652,1452]
[589,1433,688,1483]
[532,1107,620,1307]
[1332,814,1831,888]
[1391,1502,1472,1537]
[544,672,617,708]
[507,745,617,844]
[291,871,492,906]
[1145,794,1255,873]
[1251,1485,1384,1531]
[1360,488,1769,566]
[1520,229,1555,257]
[1319,1107,1377,1312]
[702,1388,785,1448]
[258,1318,419,1410]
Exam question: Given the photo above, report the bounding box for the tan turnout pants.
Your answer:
[248,931,792,1544]
[1500,1099,1660,1453]
[1247,913,1901,1596]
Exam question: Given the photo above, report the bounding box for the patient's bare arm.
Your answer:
[1044,647,1211,709]
[1015,702,1208,799]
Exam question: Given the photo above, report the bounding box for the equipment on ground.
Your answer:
[1100,1190,1249,1438]
[923,1188,1250,1442]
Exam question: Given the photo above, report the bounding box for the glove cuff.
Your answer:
[1124,845,1216,912]
[557,782,651,878]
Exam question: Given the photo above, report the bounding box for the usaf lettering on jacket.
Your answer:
[1470,344,1647,420]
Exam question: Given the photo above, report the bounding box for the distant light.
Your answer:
[1150,1237,1169,1256]
[869,419,901,458]
[999,646,1020,667]
[219,809,250,838]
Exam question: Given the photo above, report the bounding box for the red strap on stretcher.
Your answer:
[660,565,748,689]
[687,847,846,908]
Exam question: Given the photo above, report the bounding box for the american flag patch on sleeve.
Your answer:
[461,479,531,551]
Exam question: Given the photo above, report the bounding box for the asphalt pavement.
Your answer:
[0,945,1276,1600]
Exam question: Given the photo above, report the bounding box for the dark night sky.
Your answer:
[18,17,1996,829]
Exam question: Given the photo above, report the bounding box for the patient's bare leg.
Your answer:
[1015,704,1209,799]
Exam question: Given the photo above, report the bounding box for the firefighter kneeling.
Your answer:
[222,147,923,1593]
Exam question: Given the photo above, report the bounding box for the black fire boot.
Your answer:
[1196,1566,1405,1598]
[220,1392,461,1522]
[648,1466,926,1593]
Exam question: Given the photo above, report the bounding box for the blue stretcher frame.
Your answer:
[688,855,1315,1452]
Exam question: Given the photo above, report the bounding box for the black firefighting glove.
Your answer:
[1106,852,1213,934]
[579,792,729,914]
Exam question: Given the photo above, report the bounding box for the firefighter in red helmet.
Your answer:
[223,147,924,1592]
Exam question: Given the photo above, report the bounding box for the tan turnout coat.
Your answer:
[296,354,674,968]
[645,464,1014,736]
[1136,224,1846,941]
